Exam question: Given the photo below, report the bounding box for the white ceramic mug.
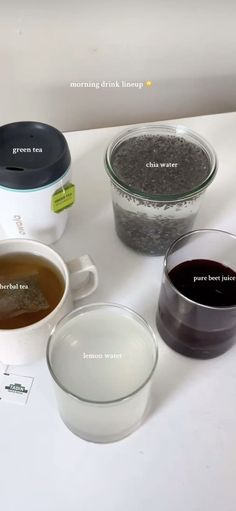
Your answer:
[0,239,98,365]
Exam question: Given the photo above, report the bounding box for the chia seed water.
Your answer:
[105,125,217,255]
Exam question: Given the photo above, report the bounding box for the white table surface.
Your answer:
[0,112,236,511]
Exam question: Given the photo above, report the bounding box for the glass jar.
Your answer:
[105,124,218,256]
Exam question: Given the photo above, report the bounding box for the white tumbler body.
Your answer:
[0,168,71,244]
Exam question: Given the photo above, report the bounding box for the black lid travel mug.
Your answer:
[0,121,75,244]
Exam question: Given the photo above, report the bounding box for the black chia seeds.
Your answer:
[108,133,212,255]
[111,135,210,195]
[113,202,197,256]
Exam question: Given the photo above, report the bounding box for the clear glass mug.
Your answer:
[47,303,158,443]
[105,125,217,256]
[156,230,236,359]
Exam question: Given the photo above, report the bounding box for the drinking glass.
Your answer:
[156,229,236,359]
[47,303,158,443]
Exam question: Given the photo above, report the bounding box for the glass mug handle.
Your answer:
[66,255,98,300]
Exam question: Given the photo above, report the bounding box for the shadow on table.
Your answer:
[144,345,197,422]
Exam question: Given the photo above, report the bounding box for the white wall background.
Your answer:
[0,0,236,131]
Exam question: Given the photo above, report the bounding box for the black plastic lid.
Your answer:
[0,121,71,190]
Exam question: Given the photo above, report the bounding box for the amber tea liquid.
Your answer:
[0,253,65,329]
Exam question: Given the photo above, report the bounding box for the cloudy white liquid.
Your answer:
[50,307,156,402]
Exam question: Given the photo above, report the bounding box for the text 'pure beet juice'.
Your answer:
[169,260,236,307]
[105,125,217,255]
[156,230,236,359]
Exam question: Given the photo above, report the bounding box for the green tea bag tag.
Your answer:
[51,183,76,213]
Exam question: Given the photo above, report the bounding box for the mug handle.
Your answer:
[66,255,98,300]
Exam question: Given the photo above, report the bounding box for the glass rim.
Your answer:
[105,123,218,202]
[46,302,158,405]
[164,228,236,311]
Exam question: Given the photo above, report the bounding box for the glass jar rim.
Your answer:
[46,302,158,405]
[105,124,218,202]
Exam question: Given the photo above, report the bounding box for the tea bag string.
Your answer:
[4,364,9,375]
[0,363,9,375]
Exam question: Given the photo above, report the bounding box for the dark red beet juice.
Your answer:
[156,259,236,359]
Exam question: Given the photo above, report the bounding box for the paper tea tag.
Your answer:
[51,183,76,213]
[0,372,34,405]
